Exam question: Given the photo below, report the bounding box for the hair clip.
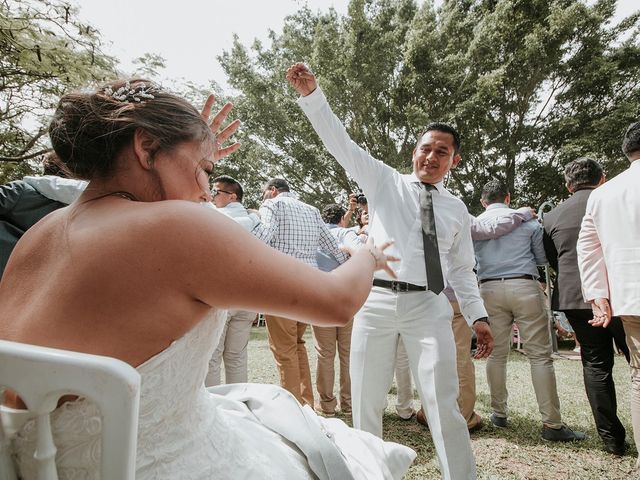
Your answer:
[103,81,158,103]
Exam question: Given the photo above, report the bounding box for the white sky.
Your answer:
[77,0,637,90]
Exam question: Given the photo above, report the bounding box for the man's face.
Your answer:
[412,130,461,184]
[212,181,236,208]
[262,185,278,201]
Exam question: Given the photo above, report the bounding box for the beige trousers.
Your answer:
[312,320,353,414]
[451,302,482,429]
[205,309,257,387]
[481,278,562,428]
[621,315,640,469]
[265,314,314,406]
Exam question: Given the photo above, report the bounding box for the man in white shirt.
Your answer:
[287,63,493,480]
[577,121,640,470]
[205,175,260,387]
[253,178,347,407]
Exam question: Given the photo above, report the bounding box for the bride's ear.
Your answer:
[132,128,160,170]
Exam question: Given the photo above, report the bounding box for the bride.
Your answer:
[0,79,415,479]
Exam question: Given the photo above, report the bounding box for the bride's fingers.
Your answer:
[379,240,395,251]
[383,265,398,279]
[214,142,241,161]
[216,119,241,144]
[385,255,400,262]
[200,94,215,122]
[209,102,234,133]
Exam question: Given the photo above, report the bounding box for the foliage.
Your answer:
[220,0,640,212]
[0,0,117,183]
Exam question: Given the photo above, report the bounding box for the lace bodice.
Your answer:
[11,310,314,479]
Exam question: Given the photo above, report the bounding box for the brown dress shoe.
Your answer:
[416,408,429,428]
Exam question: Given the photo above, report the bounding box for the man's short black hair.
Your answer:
[622,121,640,159]
[563,157,603,191]
[265,178,290,192]
[322,204,346,225]
[481,179,509,205]
[213,174,244,201]
[418,122,461,154]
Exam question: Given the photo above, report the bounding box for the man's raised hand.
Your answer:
[286,63,317,97]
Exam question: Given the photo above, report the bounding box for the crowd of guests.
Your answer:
[0,63,639,479]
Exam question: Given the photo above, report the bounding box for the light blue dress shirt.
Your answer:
[473,203,547,281]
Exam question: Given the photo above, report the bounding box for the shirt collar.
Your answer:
[631,159,640,168]
[408,173,445,193]
[486,202,509,211]
[278,191,297,199]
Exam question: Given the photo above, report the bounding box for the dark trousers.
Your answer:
[564,309,630,448]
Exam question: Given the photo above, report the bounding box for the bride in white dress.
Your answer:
[0,79,415,479]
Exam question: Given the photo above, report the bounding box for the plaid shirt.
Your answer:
[253,192,347,267]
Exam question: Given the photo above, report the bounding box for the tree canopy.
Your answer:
[219,0,640,212]
[0,0,116,183]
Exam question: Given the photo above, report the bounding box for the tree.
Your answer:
[0,0,117,183]
[220,0,640,212]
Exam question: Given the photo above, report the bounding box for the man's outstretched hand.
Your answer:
[286,63,317,97]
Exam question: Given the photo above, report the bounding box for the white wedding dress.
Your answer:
[9,310,415,479]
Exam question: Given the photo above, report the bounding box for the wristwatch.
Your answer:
[472,317,490,326]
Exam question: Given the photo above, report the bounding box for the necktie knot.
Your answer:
[422,182,437,192]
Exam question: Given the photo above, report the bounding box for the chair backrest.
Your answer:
[0,340,141,479]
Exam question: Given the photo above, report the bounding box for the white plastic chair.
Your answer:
[0,340,141,479]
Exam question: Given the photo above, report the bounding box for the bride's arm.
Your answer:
[155,202,395,327]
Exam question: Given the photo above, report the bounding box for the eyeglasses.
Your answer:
[211,188,233,196]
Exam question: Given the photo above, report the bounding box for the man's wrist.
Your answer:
[473,317,490,326]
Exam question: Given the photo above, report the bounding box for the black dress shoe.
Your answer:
[604,442,626,456]
[542,424,586,442]
[490,413,507,428]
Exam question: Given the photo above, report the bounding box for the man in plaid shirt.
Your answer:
[253,178,348,406]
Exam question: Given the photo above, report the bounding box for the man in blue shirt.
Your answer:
[474,179,584,442]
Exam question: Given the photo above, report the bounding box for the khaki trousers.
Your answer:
[481,278,562,427]
[451,302,482,429]
[205,309,256,387]
[621,315,640,469]
[265,314,314,406]
[312,320,353,414]
[394,339,415,419]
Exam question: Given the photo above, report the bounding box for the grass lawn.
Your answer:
[247,326,637,479]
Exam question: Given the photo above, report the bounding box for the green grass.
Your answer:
[247,327,637,479]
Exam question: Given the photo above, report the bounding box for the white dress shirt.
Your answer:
[298,87,487,325]
[216,202,260,232]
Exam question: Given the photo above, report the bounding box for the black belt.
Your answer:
[372,278,427,293]
[479,274,536,284]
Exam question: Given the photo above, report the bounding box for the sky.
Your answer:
[77,0,354,89]
[77,0,637,90]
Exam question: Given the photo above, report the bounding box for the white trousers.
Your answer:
[350,287,475,480]
[206,309,257,387]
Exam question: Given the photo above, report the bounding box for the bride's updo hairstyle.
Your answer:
[49,79,212,180]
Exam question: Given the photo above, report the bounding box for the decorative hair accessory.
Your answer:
[103,81,158,103]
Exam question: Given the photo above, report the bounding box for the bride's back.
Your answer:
[0,195,214,367]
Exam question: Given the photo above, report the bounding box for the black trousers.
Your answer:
[564,309,630,448]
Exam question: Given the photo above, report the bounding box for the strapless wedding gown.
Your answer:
[10,310,415,479]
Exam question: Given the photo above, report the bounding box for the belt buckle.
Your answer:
[391,281,409,293]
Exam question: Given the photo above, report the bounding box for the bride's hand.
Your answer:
[200,95,241,162]
[344,238,399,279]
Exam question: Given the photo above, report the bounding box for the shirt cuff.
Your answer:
[296,86,327,113]
[461,300,489,327]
